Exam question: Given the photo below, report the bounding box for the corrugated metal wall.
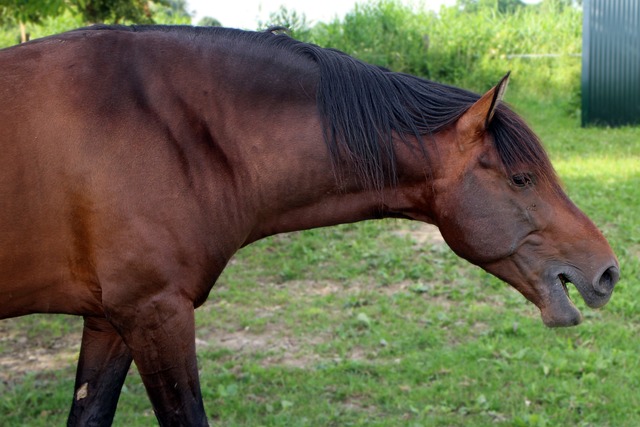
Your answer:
[582,0,640,126]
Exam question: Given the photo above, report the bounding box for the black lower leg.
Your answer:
[67,316,132,427]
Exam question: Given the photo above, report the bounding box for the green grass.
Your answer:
[1,93,639,426]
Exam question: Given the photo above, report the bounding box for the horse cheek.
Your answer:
[442,174,526,264]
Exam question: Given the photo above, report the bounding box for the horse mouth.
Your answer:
[539,274,582,328]
[559,274,570,298]
[540,262,618,328]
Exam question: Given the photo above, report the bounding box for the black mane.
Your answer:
[84,25,558,190]
[287,38,558,191]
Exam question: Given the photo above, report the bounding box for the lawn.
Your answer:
[1,92,639,426]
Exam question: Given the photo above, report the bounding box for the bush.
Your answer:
[309,1,433,77]
[306,0,582,103]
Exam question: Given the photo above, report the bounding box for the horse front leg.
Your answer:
[68,316,133,427]
[108,294,208,427]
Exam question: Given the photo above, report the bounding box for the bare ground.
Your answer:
[0,326,81,382]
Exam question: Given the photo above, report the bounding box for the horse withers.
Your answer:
[0,26,619,426]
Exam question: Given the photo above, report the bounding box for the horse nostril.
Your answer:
[594,265,619,296]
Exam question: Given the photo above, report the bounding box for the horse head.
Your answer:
[424,74,619,327]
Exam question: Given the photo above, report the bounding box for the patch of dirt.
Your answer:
[275,277,426,297]
[392,222,445,247]
[0,331,81,383]
[341,395,378,414]
[195,325,329,369]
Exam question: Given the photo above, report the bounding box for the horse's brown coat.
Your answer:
[0,27,618,426]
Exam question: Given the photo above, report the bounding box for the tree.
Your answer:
[67,0,163,24]
[197,16,221,27]
[259,6,310,38]
[150,0,191,25]
[0,0,65,42]
[456,0,525,14]
[0,0,182,44]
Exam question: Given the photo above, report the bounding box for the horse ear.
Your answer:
[457,72,510,140]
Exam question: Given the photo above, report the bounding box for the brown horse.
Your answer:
[0,25,619,426]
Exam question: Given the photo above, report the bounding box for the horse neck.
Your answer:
[239,124,440,245]
[172,33,440,244]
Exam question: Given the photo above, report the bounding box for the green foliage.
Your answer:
[0,0,187,48]
[438,0,581,97]
[149,0,190,25]
[69,0,150,24]
[310,1,432,76]
[305,0,581,101]
[197,16,221,27]
[0,0,65,24]
[259,6,311,40]
[457,0,526,14]
[0,0,66,42]
[0,8,82,46]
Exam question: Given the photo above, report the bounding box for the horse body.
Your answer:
[0,26,619,426]
[0,28,317,317]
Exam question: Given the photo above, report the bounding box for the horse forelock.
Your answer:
[490,105,561,191]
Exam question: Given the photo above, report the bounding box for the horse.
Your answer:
[0,25,619,426]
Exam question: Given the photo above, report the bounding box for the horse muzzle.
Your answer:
[540,262,620,328]
[572,263,620,308]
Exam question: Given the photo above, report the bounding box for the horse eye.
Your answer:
[511,173,534,188]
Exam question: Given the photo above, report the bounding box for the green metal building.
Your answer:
[582,0,640,126]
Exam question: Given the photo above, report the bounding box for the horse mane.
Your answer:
[80,25,559,191]
[286,41,559,191]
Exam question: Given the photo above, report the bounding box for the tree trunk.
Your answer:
[20,22,27,43]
